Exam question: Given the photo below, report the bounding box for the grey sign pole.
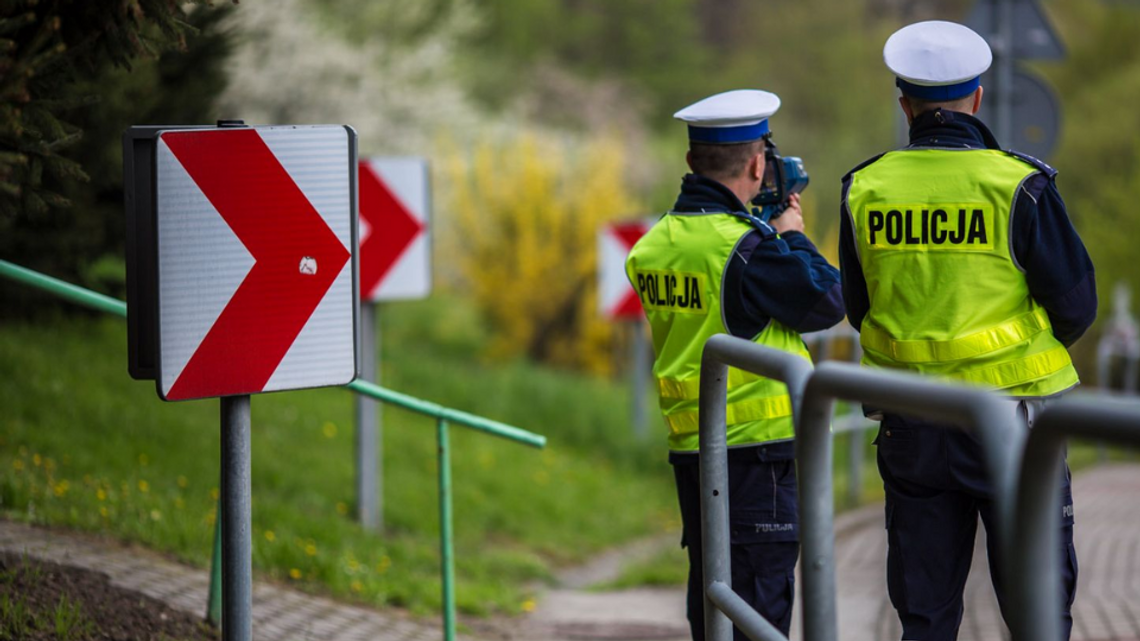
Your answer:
[355,302,382,531]
[995,0,1015,144]
[630,321,649,439]
[221,395,252,641]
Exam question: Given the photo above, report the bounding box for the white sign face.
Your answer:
[598,220,652,320]
[155,125,358,401]
[358,157,431,302]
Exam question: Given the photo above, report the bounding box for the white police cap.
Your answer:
[884,20,992,101]
[673,89,781,144]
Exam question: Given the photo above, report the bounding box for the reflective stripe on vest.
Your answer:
[860,307,1051,363]
[658,367,763,399]
[952,345,1072,388]
[663,393,793,435]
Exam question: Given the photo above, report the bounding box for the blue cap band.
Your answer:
[896,76,980,101]
[688,119,769,144]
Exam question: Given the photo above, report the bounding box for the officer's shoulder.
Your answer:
[1004,149,1058,179]
[841,152,887,184]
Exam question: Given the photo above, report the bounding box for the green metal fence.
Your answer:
[0,258,547,641]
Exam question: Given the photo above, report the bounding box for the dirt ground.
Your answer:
[0,551,218,641]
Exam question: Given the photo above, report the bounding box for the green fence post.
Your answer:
[437,418,456,641]
[207,498,222,626]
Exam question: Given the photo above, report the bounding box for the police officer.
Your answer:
[627,89,844,640]
[838,21,1097,641]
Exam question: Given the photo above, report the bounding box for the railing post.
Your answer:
[1010,399,1140,641]
[796,378,839,641]
[697,335,814,641]
[437,418,456,641]
[698,354,733,641]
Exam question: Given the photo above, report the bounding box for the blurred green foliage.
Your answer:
[0,2,231,315]
[1045,2,1140,343]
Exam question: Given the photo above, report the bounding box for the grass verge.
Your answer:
[0,298,679,616]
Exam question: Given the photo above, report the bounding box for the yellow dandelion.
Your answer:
[210,487,219,500]
[305,543,317,557]
[350,580,363,593]
[96,489,106,501]
[336,502,348,515]
[150,509,162,521]
[12,460,24,472]
[322,422,337,438]
[175,498,185,509]
[53,480,70,497]
[289,568,302,580]
[99,506,109,518]
[138,480,149,493]
[33,454,42,467]
[264,531,276,542]
[177,476,188,488]
[376,556,392,574]
[138,453,149,466]
[522,599,537,613]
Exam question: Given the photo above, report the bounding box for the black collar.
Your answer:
[672,173,749,213]
[907,108,1001,151]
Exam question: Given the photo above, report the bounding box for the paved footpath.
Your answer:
[823,463,1140,641]
[3,464,1140,641]
[512,464,1140,641]
[0,521,463,641]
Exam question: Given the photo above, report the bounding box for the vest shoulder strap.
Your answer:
[842,152,887,183]
[1004,149,1058,178]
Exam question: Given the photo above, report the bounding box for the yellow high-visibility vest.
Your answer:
[626,211,811,452]
[845,148,1078,397]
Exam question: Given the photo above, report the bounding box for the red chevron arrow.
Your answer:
[162,129,350,400]
[358,162,424,300]
[612,222,649,318]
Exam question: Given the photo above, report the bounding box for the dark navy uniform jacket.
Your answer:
[669,173,845,463]
[839,109,1097,348]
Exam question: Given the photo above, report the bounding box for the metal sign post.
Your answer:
[599,220,653,437]
[124,121,359,640]
[355,303,381,530]
[995,0,1015,144]
[629,321,649,439]
[966,0,1066,158]
[355,157,431,532]
[221,395,252,641]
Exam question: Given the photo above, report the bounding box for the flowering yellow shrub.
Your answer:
[439,131,643,374]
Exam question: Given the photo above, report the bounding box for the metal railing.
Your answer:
[0,259,546,641]
[802,325,874,507]
[698,334,1025,641]
[1010,398,1140,641]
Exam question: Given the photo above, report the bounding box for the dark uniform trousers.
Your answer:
[877,407,1078,641]
[672,448,800,641]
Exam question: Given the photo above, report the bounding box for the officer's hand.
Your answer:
[772,194,805,235]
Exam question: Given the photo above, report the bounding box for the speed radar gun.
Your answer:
[752,139,809,223]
